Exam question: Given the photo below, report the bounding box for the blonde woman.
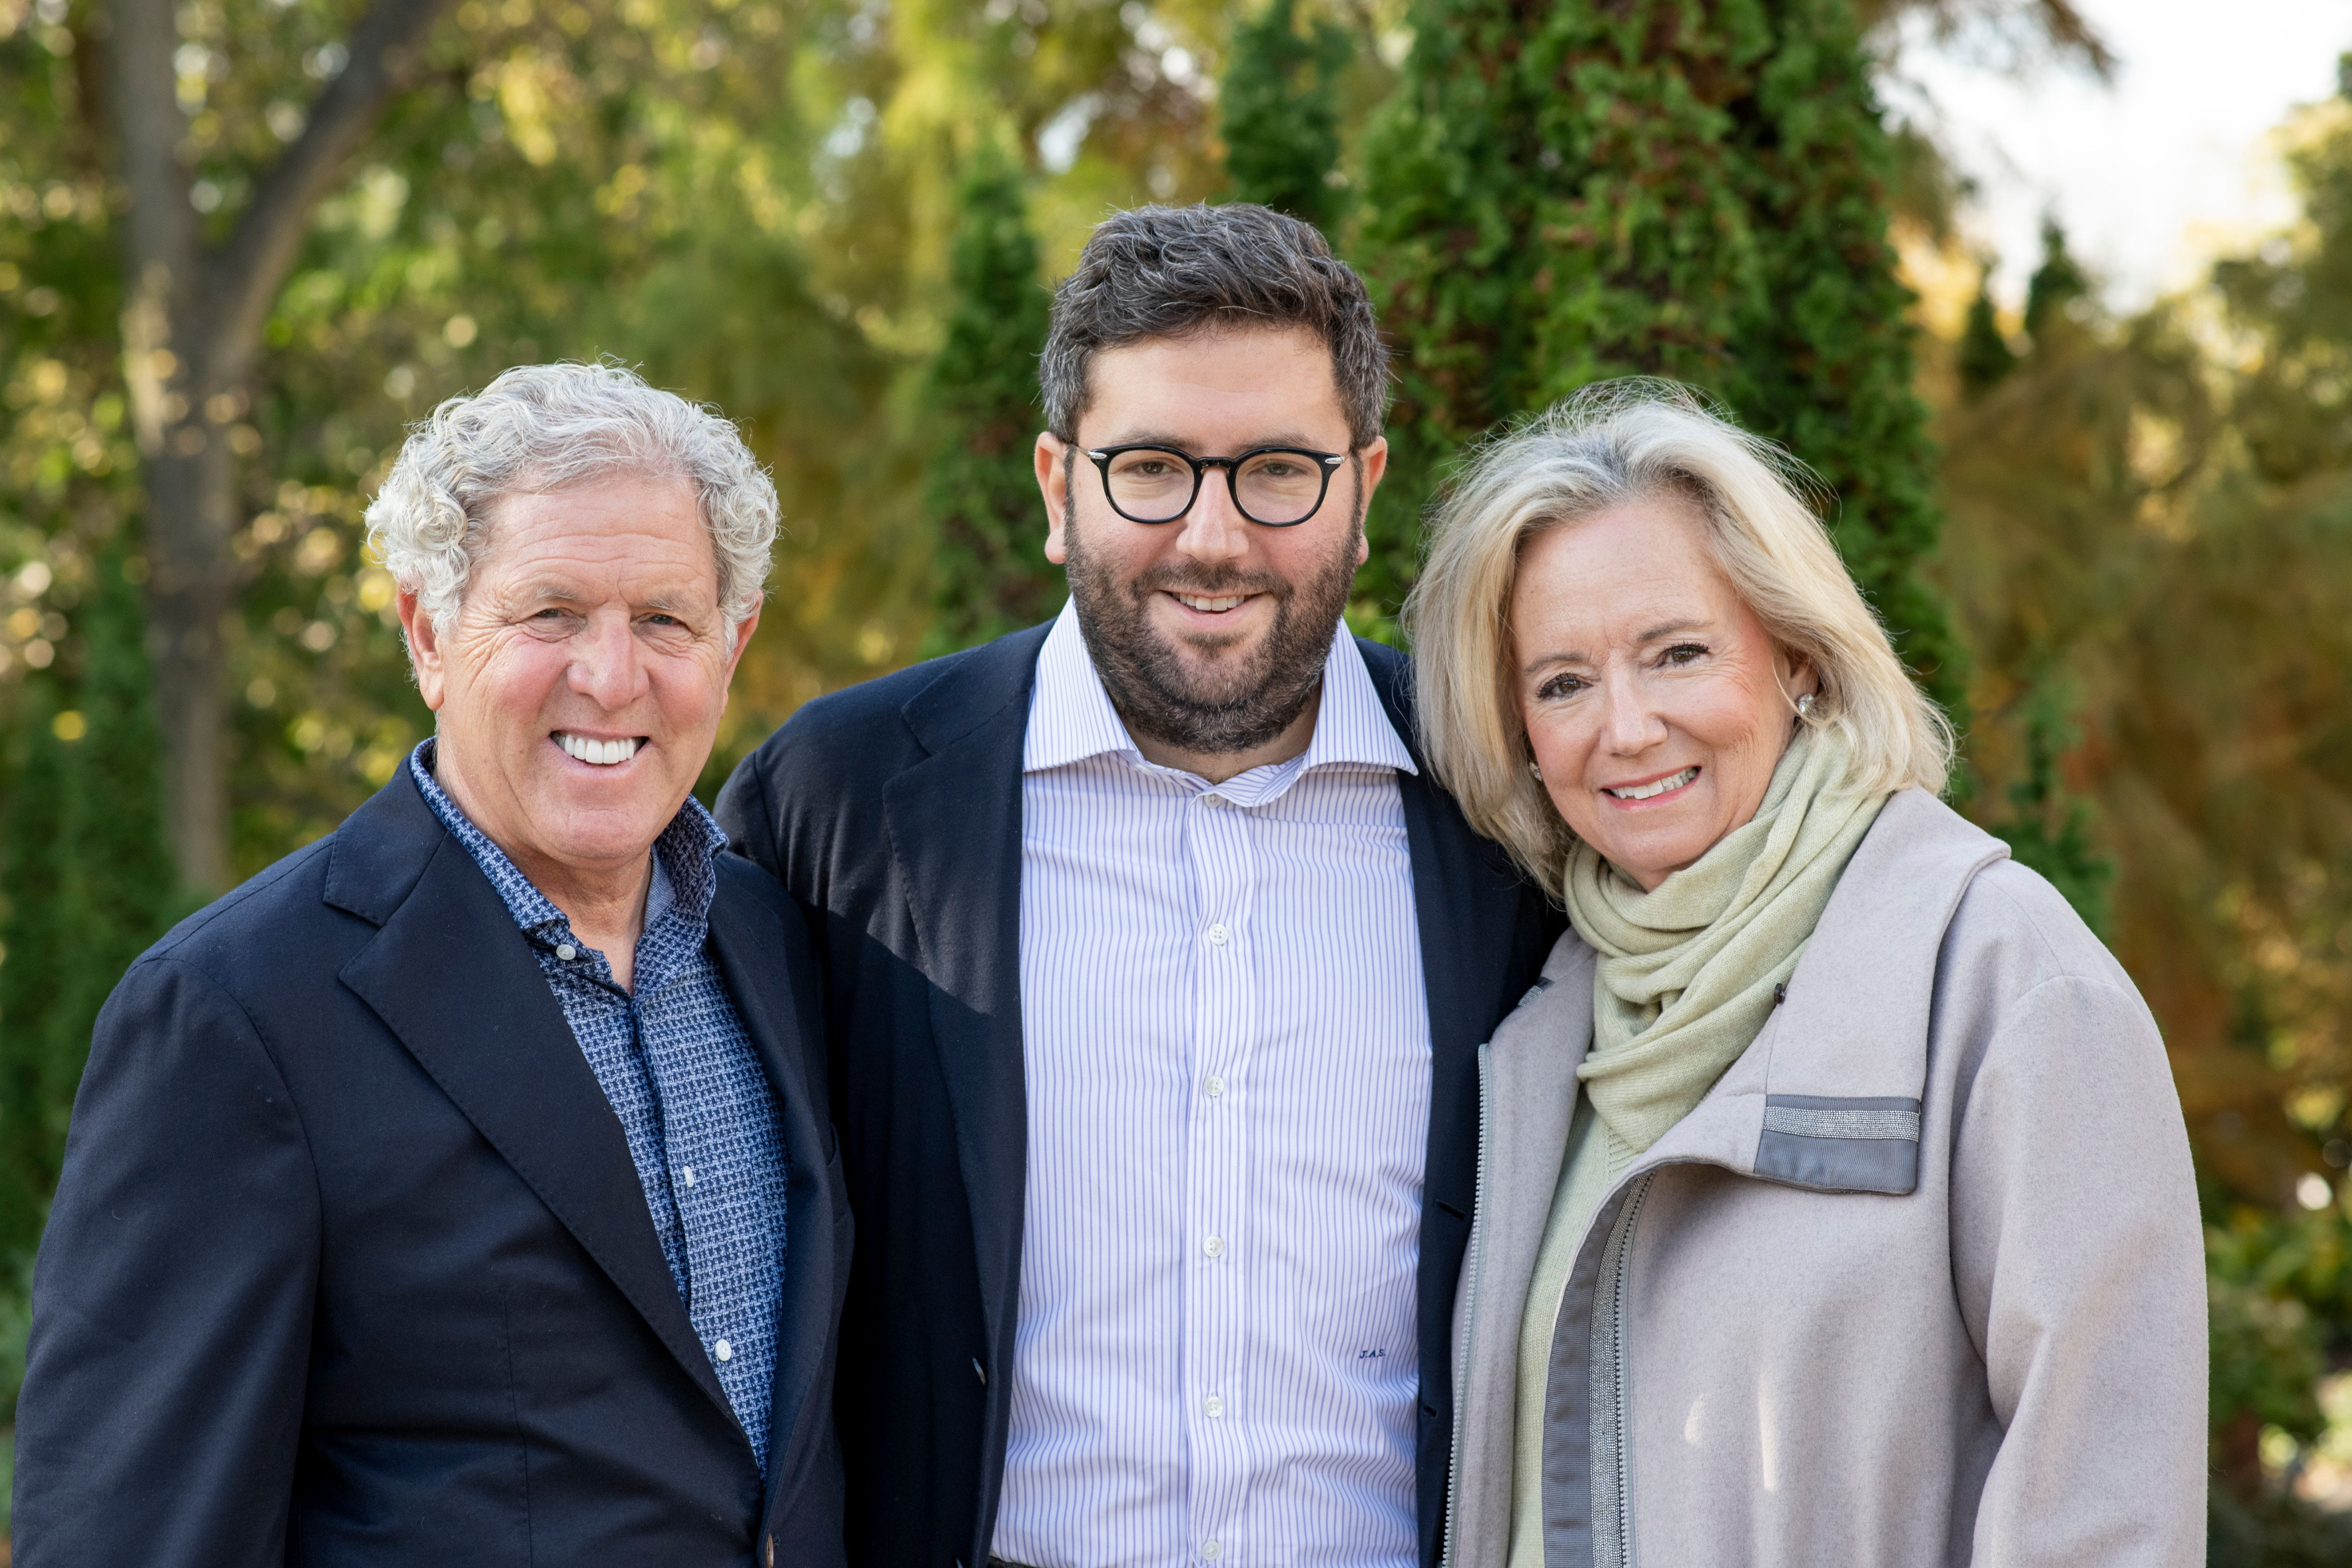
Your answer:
[1406,381,2205,1567]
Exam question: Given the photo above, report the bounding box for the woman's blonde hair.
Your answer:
[1402,378,1952,891]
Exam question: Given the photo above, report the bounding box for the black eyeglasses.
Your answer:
[1084,444,1350,527]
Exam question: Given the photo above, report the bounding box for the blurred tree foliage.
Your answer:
[1218,0,1350,229]
[1935,73,2352,1521]
[1354,0,1962,722]
[0,549,172,1334]
[1955,263,2015,398]
[919,139,1056,656]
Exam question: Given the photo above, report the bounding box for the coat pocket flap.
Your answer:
[1753,1094,1921,1194]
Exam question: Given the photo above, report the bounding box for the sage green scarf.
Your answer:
[1563,724,1887,1155]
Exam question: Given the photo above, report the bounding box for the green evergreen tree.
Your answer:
[1986,683,2111,936]
[922,143,1059,654]
[59,552,176,1034]
[1957,266,2018,397]
[1219,0,1353,231]
[0,681,76,1270]
[0,552,175,1282]
[2023,216,2091,345]
[1356,0,1963,716]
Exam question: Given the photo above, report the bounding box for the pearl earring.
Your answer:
[1796,692,1816,719]
[1529,760,1544,782]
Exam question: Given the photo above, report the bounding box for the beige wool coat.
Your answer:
[1443,789,2207,1568]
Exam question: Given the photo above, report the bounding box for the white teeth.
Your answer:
[557,732,642,766]
[1608,767,1697,801]
[1178,594,1246,613]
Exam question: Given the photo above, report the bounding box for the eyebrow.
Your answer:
[507,580,707,615]
[1517,620,1715,675]
[1637,618,1710,643]
[1094,430,1333,452]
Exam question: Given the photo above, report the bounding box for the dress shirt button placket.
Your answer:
[1184,784,1255,1547]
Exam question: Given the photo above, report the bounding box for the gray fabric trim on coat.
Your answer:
[1754,1093,1923,1193]
[1761,1096,1922,1142]
[1541,1171,1657,1568]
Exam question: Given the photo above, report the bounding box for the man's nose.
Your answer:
[569,612,650,710]
[1172,469,1251,564]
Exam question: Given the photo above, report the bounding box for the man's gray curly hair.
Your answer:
[365,362,778,634]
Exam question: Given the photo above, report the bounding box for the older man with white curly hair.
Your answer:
[14,362,850,1568]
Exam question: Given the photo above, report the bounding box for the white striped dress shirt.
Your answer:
[991,602,1432,1568]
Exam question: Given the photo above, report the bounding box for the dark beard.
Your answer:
[1064,470,1362,757]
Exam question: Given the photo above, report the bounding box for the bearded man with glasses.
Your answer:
[718,202,1559,1568]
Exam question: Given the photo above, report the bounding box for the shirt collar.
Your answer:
[1021,598,1417,780]
[408,738,727,940]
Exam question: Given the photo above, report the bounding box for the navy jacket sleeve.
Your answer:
[15,957,321,1565]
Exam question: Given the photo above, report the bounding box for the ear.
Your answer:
[1353,437,1389,567]
[396,588,449,711]
[1038,432,1072,566]
[717,605,760,713]
[1781,648,1819,705]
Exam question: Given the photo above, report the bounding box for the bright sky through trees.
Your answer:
[1895,0,2348,308]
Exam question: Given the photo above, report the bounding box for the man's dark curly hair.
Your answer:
[1038,202,1390,448]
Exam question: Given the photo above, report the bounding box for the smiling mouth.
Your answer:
[1606,766,1698,802]
[1170,591,1251,614]
[555,731,645,766]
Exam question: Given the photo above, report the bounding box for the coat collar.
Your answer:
[323,768,751,1453]
[1761,788,2010,1101]
[880,626,1047,1356]
[1592,788,2011,1195]
[1487,789,2012,1204]
[876,627,1046,1555]
[703,860,844,1519]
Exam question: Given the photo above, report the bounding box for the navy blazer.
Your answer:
[13,764,850,1567]
[716,624,1560,1568]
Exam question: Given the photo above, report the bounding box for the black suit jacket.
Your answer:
[14,765,850,1567]
[716,623,1559,1568]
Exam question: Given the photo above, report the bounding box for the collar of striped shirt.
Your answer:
[1022,598,1416,789]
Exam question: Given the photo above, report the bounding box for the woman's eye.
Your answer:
[1663,643,1707,665]
[1536,673,1585,701]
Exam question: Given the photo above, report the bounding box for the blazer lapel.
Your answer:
[327,775,737,1430]
[703,874,838,1495]
[1361,636,1549,1558]
[880,627,1045,1378]
[1360,639,1531,1184]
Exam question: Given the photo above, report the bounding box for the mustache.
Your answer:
[1129,564,1293,601]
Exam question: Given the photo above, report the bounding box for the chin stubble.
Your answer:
[1063,462,1363,757]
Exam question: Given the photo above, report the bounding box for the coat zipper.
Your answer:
[1438,1043,1494,1568]
[1590,1172,1653,1568]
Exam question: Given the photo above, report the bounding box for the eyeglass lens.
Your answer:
[1103,448,1330,525]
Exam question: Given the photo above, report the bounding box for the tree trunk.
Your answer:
[107,0,458,891]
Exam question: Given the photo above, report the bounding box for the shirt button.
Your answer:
[1202,1542,1222,1562]
[714,1339,732,1362]
[1205,923,1229,946]
[1204,1394,1224,1418]
[555,943,578,961]
[680,1166,695,1186]
[1203,1234,1224,1258]
[1206,1076,1225,1098]
[1201,793,1226,808]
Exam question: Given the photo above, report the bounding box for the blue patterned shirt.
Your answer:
[410,741,788,1469]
